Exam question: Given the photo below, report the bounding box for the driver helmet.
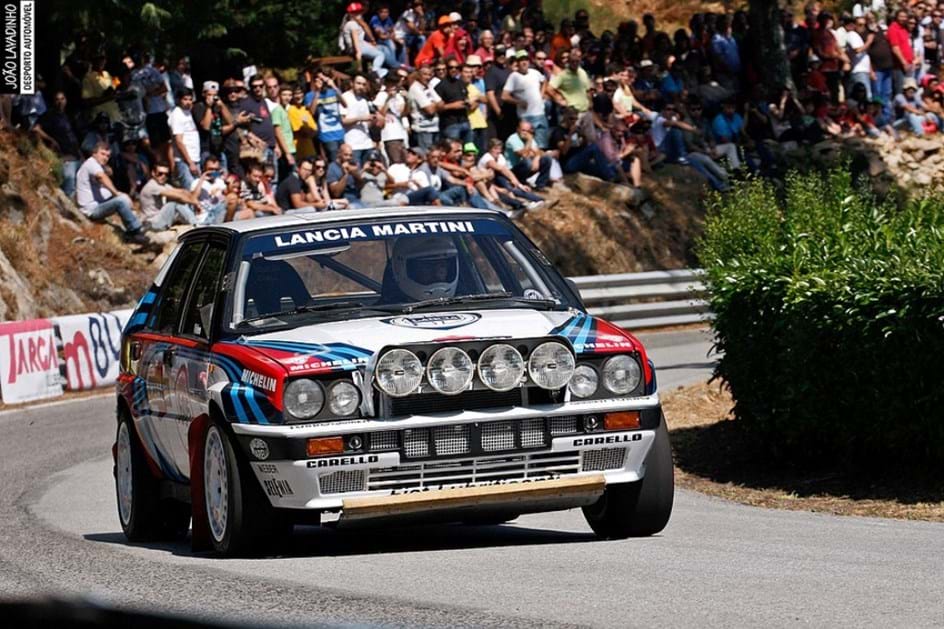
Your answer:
[391,236,459,301]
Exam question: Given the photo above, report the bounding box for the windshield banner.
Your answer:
[244,218,510,257]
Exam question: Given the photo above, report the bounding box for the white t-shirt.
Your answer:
[75,157,113,212]
[477,152,508,170]
[339,90,373,150]
[408,81,441,133]
[374,91,408,142]
[502,68,546,118]
[846,30,872,73]
[168,106,200,163]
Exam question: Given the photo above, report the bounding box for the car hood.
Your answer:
[216,308,646,377]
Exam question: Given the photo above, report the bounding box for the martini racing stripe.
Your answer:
[230,339,372,366]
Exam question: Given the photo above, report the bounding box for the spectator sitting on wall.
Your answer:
[75,142,149,244]
[139,162,201,230]
[504,120,553,190]
[240,160,282,216]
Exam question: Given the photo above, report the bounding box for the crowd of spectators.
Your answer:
[4,0,944,242]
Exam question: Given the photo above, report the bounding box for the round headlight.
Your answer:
[328,380,360,416]
[602,355,641,395]
[477,344,526,392]
[426,347,474,395]
[375,349,424,397]
[528,341,575,390]
[569,364,599,398]
[283,379,324,419]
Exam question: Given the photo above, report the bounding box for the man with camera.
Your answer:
[340,74,380,165]
[306,68,346,164]
[235,74,278,174]
[326,143,365,208]
[193,80,246,175]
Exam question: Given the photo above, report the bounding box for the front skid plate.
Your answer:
[338,474,605,524]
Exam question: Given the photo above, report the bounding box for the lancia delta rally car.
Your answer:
[114,207,674,555]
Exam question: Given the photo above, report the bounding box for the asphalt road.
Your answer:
[2,329,942,627]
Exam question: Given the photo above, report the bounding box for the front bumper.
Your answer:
[233,394,661,517]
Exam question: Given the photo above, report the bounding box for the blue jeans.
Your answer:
[61,159,80,197]
[659,128,688,163]
[174,158,197,190]
[321,140,341,163]
[378,39,403,66]
[443,121,473,144]
[84,194,142,232]
[406,186,439,205]
[404,33,426,60]
[148,201,197,230]
[413,131,439,150]
[562,144,617,181]
[872,70,893,119]
[521,114,549,149]
[352,148,371,165]
[511,155,552,189]
[494,174,542,202]
[358,41,388,78]
[438,186,468,206]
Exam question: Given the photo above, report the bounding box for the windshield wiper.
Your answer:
[400,292,559,313]
[235,301,395,327]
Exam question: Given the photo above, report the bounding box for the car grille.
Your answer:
[320,470,367,494]
[384,416,580,460]
[391,389,520,416]
[367,451,582,492]
[581,448,627,472]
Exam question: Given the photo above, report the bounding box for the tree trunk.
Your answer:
[748,0,794,93]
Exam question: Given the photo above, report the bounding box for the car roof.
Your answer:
[189,206,502,236]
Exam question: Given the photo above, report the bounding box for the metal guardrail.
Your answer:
[571,269,712,330]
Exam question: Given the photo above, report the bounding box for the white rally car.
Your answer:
[114,207,673,555]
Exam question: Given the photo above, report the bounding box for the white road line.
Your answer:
[0,393,113,420]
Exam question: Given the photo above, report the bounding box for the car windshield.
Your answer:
[225,215,578,333]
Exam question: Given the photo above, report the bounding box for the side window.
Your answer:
[151,241,205,334]
[183,243,227,339]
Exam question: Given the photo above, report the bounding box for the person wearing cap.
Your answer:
[192,80,241,174]
[464,56,489,149]
[415,15,455,67]
[342,2,390,79]
[502,49,549,148]
[894,77,938,135]
[548,48,592,112]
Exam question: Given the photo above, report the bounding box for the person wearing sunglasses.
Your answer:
[435,57,474,144]
[138,163,201,230]
[233,73,277,176]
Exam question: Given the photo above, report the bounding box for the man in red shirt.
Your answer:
[414,15,453,67]
[886,9,914,96]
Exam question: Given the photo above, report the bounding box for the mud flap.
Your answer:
[188,414,212,552]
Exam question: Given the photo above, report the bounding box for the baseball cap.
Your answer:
[466,54,483,67]
[449,11,462,23]
[903,77,918,91]
[202,80,220,92]
[407,146,427,158]
[462,142,479,154]
[639,59,654,68]
[438,15,452,26]
[515,49,530,60]
[346,2,364,14]
[365,149,384,163]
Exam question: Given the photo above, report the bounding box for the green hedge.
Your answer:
[697,170,944,468]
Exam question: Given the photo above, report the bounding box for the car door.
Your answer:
[137,238,206,481]
[169,238,230,478]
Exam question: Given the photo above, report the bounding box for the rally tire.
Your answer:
[582,417,674,538]
[115,413,181,541]
[203,423,290,556]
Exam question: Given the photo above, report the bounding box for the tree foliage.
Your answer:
[38,0,347,80]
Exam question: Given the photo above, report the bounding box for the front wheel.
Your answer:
[204,423,290,556]
[582,417,674,538]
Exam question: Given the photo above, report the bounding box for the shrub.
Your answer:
[697,169,944,469]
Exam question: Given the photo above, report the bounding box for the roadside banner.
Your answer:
[54,309,133,391]
[0,319,64,404]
